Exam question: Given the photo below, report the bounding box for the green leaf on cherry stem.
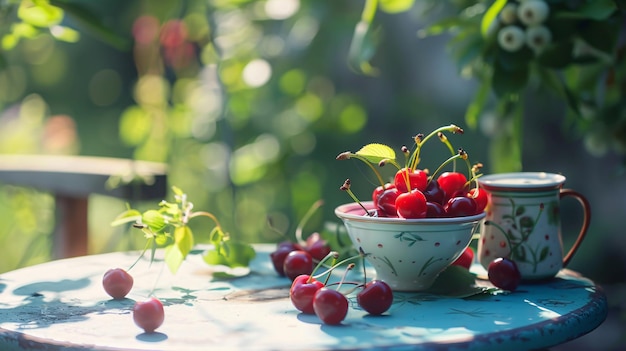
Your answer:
[110,209,142,227]
[355,143,396,164]
[142,210,167,233]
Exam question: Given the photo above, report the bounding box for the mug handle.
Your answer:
[560,189,591,267]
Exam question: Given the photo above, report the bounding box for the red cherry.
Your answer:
[488,257,521,291]
[270,245,297,276]
[356,280,393,315]
[290,275,325,314]
[376,187,400,217]
[102,268,134,299]
[313,288,349,325]
[395,189,427,219]
[394,168,428,193]
[426,201,447,218]
[451,246,474,270]
[283,250,314,281]
[468,188,488,214]
[133,297,165,333]
[372,183,395,208]
[444,196,477,217]
[305,232,331,261]
[423,180,445,205]
[437,172,468,198]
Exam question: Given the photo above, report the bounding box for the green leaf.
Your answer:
[555,0,617,20]
[348,20,380,76]
[203,241,256,268]
[480,0,507,37]
[18,1,64,28]
[465,78,491,129]
[379,0,415,14]
[174,226,194,259]
[142,210,167,233]
[165,244,185,274]
[111,209,142,226]
[355,143,396,163]
[578,19,620,54]
[425,265,484,298]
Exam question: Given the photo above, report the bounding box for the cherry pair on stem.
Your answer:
[289,250,393,325]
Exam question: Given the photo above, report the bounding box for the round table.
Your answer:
[0,244,607,350]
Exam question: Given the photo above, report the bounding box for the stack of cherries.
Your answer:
[372,160,487,219]
[270,234,393,325]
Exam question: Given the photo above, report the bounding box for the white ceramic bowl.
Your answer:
[335,201,486,291]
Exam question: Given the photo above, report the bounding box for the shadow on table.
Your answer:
[11,278,91,296]
[0,277,136,330]
[136,331,168,342]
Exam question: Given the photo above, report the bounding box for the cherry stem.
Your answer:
[410,124,461,171]
[338,152,385,187]
[189,211,223,231]
[337,263,355,291]
[312,253,361,282]
[295,199,324,244]
[340,179,374,216]
[437,132,457,172]
[426,152,463,185]
[308,251,340,284]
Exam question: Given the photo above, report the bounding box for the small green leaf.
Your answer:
[203,241,256,268]
[18,1,64,28]
[165,244,185,274]
[379,0,415,14]
[142,210,167,233]
[555,0,617,20]
[348,20,380,75]
[174,226,194,259]
[578,19,620,54]
[12,23,39,39]
[426,265,482,297]
[465,78,491,129]
[155,233,170,246]
[537,40,574,69]
[111,209,142,226]
[480,0,507,38]
[355,143,396,164]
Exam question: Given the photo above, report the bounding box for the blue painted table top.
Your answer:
[0,244,607,350]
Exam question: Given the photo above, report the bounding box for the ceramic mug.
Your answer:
[476,172,591,280]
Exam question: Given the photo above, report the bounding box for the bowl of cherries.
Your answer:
[334,124,487,291]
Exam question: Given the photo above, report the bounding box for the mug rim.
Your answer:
[478,172,566,191]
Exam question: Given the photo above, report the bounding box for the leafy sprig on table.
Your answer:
[111,186,255,276]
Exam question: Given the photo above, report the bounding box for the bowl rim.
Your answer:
[335,201,486,224]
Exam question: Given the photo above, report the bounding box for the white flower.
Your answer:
[525,25,552,53]
[498,26,526,52]
[517,0,550,26]
[500,3,518,25]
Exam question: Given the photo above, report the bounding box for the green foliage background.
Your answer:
[0,0,625,288]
